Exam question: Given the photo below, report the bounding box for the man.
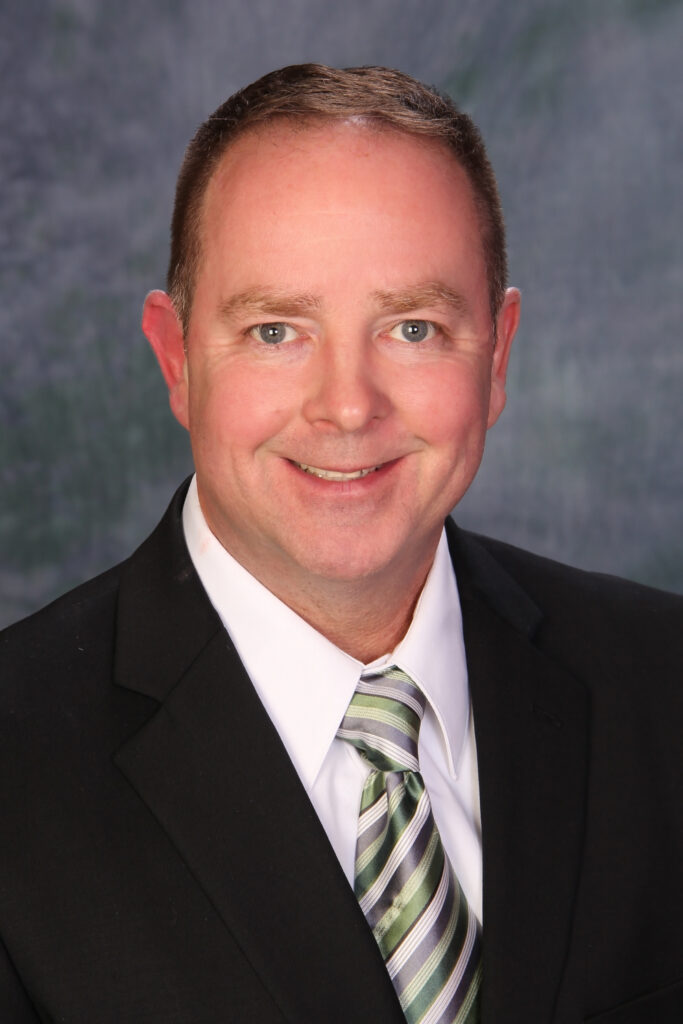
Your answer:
[0,64,681,1023]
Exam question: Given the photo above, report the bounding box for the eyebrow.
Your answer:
[371,282,470,317]
[217,280,470,322]
[218,289,322,321]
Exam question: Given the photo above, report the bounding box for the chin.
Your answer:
[289,536,413,586]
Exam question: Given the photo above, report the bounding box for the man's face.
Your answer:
[145,121,519,600]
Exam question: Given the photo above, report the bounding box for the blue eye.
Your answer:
[250,322,296,344]
[388,320,435,343]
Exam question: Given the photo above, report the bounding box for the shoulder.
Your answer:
[2,561,123,645]
[0,561,126,717]
[0,479,193,702]
[450,522,683,696]
[455,524,682,625]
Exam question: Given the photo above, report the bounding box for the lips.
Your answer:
[293,462,382,482]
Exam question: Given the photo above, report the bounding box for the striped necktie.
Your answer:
[337,666,482,1024]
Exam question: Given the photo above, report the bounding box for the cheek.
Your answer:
[402,366,491,447]
[189,364,295,455]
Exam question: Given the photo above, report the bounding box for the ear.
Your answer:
[142,290,190,430]
[487,287,521,429]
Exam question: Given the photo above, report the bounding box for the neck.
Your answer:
[279,575,428,663]
[235,550,436,663]
[196,489,440,662]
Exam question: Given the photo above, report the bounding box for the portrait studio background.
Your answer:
[2,0,682,628]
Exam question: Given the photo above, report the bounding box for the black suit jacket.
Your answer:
[1,482,682,1023]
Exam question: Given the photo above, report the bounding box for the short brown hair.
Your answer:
[168,63,507,334]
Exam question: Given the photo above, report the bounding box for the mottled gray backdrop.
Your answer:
[2,0,682,627]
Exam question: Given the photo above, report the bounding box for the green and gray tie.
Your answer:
[337,666,482,1024]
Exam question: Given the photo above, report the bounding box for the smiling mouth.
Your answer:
[293,461,382,481]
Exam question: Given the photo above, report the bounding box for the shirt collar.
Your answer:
[365,530,469,778]
[182,476,469,789]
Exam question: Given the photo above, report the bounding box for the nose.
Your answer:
[301,335,391,433]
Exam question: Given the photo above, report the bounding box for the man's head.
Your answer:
[167,63,508,336]
[143,65,520,648]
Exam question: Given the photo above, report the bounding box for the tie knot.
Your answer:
[337,666,426,773]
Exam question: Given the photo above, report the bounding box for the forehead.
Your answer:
[202,118,478,236]
[192,119,488,310]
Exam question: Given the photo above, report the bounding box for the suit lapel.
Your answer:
[449,524,589,1024]
[112,485,405,1023]
[448,528,593,1024]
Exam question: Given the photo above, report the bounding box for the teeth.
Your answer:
[295,462,379,481]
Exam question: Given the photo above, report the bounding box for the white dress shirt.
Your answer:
[182,475,482,922]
